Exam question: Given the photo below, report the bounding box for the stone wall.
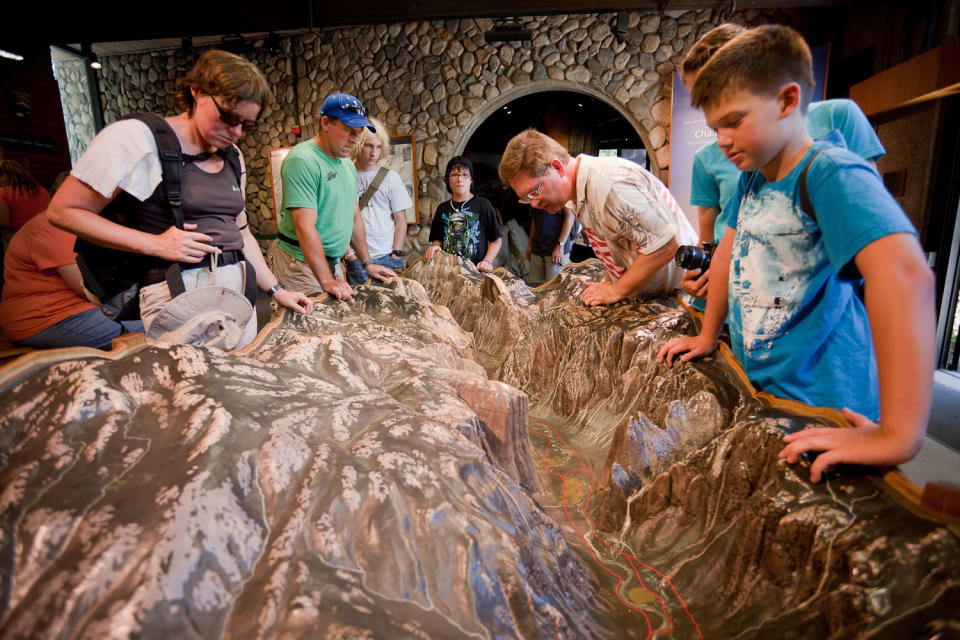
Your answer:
[88,9,805,255]
[51,58,97,166]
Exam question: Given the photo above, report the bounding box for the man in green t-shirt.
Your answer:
[270,93,396,301]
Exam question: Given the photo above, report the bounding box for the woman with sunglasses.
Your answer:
[48,49,311,348]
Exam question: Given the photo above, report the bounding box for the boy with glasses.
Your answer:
[499,128,696,305]
[425,156,501,273]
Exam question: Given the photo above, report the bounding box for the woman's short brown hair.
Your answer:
[174,49,273,114]
[498,128,570,184]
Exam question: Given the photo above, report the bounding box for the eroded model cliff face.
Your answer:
[1,258,958,639]
[406,256,960,639]
[0,279,606,639]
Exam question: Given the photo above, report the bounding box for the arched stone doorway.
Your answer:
[449,80,656,176]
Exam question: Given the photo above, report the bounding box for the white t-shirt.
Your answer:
[72,119,164,200]
[72,118,248,201]
[572,155,697,297]
[356,167,413,257]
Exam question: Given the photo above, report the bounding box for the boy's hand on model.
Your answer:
[681,268,709,299]
[581,281,622,306]
[778,407,924,483]
[656,335,717,366]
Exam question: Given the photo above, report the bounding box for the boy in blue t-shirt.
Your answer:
[680,24,886,309]
[657,25,935,482]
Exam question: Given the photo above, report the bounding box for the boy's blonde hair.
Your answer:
[681,23,746,79]
[691,24,815,113]
[498,128,571,184]
[350,116,391,164]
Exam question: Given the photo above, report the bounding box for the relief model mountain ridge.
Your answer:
[0,254,957,639]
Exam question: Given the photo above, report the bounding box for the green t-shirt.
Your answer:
[278,139,358,261]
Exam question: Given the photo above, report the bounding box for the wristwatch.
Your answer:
[267,281,284,297]
[362,259,375,267]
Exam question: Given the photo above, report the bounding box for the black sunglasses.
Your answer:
[209,94,258,132]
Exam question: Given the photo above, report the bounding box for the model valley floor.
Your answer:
[1,255,958,639]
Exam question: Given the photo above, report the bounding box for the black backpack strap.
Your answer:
[122,113,190,297]
[222,144,243,186]
[120,113,185,230]
[798,148,826,223]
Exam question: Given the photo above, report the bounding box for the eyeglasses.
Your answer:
[448,172,471,180]
[518,180,543,204]
[209,95,258,132]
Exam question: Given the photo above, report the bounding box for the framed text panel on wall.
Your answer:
[387,134,419,224]
[268,146,292,227]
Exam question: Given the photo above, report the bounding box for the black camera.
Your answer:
[674,242,717,271]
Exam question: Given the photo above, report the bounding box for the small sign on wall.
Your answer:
[387,134,419,224]
[268,146,292,227]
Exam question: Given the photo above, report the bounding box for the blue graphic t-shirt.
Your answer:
[723,139,916,418]
[428,196,500,265]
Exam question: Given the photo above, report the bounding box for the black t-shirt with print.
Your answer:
[428,196,501,265]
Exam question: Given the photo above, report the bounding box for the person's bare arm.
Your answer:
[697,205,719,244]
[551,207,576,265]
[56,263,87,298]
[525,216,536,260]
[657,225,734,364]
[237,214,312,314]
[47,176,216,262]
[478,237,502,273]
[291,206,354,301]
[779,232,935,481]
[352,203,396,281]
[582,237,677,306]
[392,209,408,254]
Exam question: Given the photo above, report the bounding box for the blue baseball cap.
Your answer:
[319,93,375,131]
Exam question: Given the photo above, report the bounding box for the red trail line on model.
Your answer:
[530,416,703,640]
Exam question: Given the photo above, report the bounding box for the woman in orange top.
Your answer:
[0,212,142,349]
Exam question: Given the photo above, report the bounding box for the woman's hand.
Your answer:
[155,223,218,262]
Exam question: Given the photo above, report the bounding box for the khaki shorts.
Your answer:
[267,239,343,296]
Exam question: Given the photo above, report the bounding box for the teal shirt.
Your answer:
[278,139,358,261]
[688,98,885,311]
